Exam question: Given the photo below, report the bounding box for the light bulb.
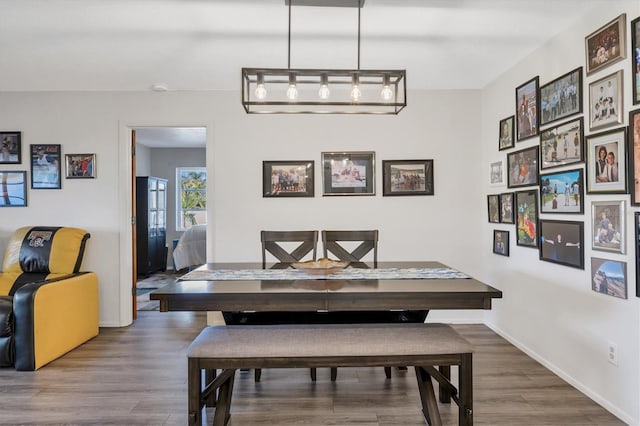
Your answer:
[350,74,361,102]
[286,84,298,100]
[255,83,267,100]
[318,84,330,99]
[381,85,393,101]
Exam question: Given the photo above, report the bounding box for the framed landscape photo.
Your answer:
[263,160,314,197]
[515,76,540,141]
[490,160,504,186]
[515,189,538,248]
[539,67,583,127]
[633,17,640,105]
[500,192,514,224]
[588,70,623,131]
[498,116,515,150]
[493,230,509,256]
[507,145,539,188]
[322,151,374,196]
[630,109,640,205]
[382,159,434,196]
[591,257,627,299]
[65,154,96,179]
[0,132,21,164]
[539,219,584,270]
[586,127,627,194]
[0,171,27,207]
[540,117,584,170]
[585,13,626,76]
[487,194,500,223]
[540,168,583,214]
[30,144,61,189]
[591,200,625,254]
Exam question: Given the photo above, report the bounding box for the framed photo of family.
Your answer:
[585,127,627,194]
[539,117,584,170]
[507,146,539,188]
[585,13,626,76]
[498,116,515,150]
[515,77,539,141]
[0,171,27,207]
[30,144,61,190]
[262,161,314,198]
[487,194,500,223]
[591,257,627,299]
[382,159,434,196]
[591,200,625,254]
[588,70,623,131]
[539,219,584,270]
[322,151,374,196]
[539,67,583,127]
[515,189,538,248]
[630,109,640,205]
[633,17,640,105]
[493,230,509,257]
[0,132,21,164]
[539,168,583,214]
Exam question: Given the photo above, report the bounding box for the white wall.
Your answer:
[134,143,151,177]
[481,1,640,424]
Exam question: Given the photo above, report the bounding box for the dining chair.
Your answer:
[322,229,378,267]
[261,230,318,268]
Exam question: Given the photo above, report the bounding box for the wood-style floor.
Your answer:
[0,311,625,425]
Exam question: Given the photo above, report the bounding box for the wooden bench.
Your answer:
[187,323,474,426]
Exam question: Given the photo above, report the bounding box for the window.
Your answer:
[176,167,207,231]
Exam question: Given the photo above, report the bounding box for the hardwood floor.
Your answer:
[0,311,625,425]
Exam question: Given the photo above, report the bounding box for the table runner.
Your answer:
[178,267,469,281]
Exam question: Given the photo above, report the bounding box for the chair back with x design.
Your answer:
[322,230,378,268]
[261,230,318,268]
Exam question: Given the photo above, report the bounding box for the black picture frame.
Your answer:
[635,212,640,297]
[498,116,515,150]
[586,127,627,194]
[515,76,540,141]
[516,189,538,248]
[499,192,514,224]
[322,151,375,196]
[487,194,500,223]
[632,16,640,105]
[585,13,626,76]
[30,144,61,189]
[0,171,27,207]
[65,154,96,179]
[539,219,584,270]
[382,159,434,196]
[507,145,539,188]
[591,257,627,299]
[262,160,314,197]
[540,117,584,170]
[539,168,584,214]
[493,230,509,256]
[630,109,640,205]
[0,132,21,164]
[588,70,624,131]
[539,67,583,127]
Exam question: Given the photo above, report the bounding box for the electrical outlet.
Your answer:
[608,341,618,366]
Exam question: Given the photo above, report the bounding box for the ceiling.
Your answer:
[0,0,612,93]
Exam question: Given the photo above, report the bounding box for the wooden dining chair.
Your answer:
[261,230,318,268]
[322,229,378,267]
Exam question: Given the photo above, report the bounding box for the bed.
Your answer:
[172,224,206,271]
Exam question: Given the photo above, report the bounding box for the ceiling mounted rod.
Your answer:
[357,0,360,70]
[288,0,292,69]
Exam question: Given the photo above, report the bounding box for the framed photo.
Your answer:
[490,160,504,186]
[635,212,640,297]
[322,151,374,196]
[539,67,583,127]
[515,189,538,248]
[591,257,627,299]
[540,117,584,170]
[487,194,500,223]
[632,17,640,105]
[0,171,27,207]
[30,144,61,189]
[591,200,625,254]
[630,109,640,205]
[539,219,584,270]
[515,76,539,141]
[586,127,627,194]
[499,192,514,224]
[507,145,539,188]
[498,116,515,150]
[0,132,21,164]
[493,230,509,256]
[539,168,583,214]
[262,160,314,197]
[65,154,96,179]
[588,70,623,131]
[585,13,626,76]
[382,159,434,196]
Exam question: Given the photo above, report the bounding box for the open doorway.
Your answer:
[132,127,207,316]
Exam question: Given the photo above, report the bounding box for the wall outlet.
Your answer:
[607,341,618,366]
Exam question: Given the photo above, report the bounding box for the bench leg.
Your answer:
[384,366,391,379]
[415,366,443,426]
[458,353,473,426]
[438,366,452,403]
[188,359,201,426]
[330,367,337,381]
[255,368,262,382]
[205,369,217,407]
[213,370,236,426]
[310,368,316,381]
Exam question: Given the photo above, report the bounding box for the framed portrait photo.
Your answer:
[515,189,538,248]
[539,67,583,127]
[507,145,539,188]
[498,116,515,150]
[630,109,640,205]
[632,17,640,105]
[586,127,627,194]
[585,13,626,76]
[262,160,314,197]
[540,168,583,214]
[30,144,61,189]
[493,230,509,257]
[322,151,374,196]
[65,154,96,179]
[515,76,540,141]
[588,70,623,131]
[0,171,27,207]
[592,200,625,254]
[540,117,584,170]
[487,194,500,223]
[591,257,627,299]
[0,132,22,164]
[490,160,504,186]
[499,192,514,224]
[382,159,434,196]
[539,219,584,270]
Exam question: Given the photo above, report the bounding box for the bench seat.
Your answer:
[187,323,473,426]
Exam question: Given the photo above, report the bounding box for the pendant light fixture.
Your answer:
[241,0,406,114]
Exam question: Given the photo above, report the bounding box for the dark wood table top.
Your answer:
[150,261,502,312]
